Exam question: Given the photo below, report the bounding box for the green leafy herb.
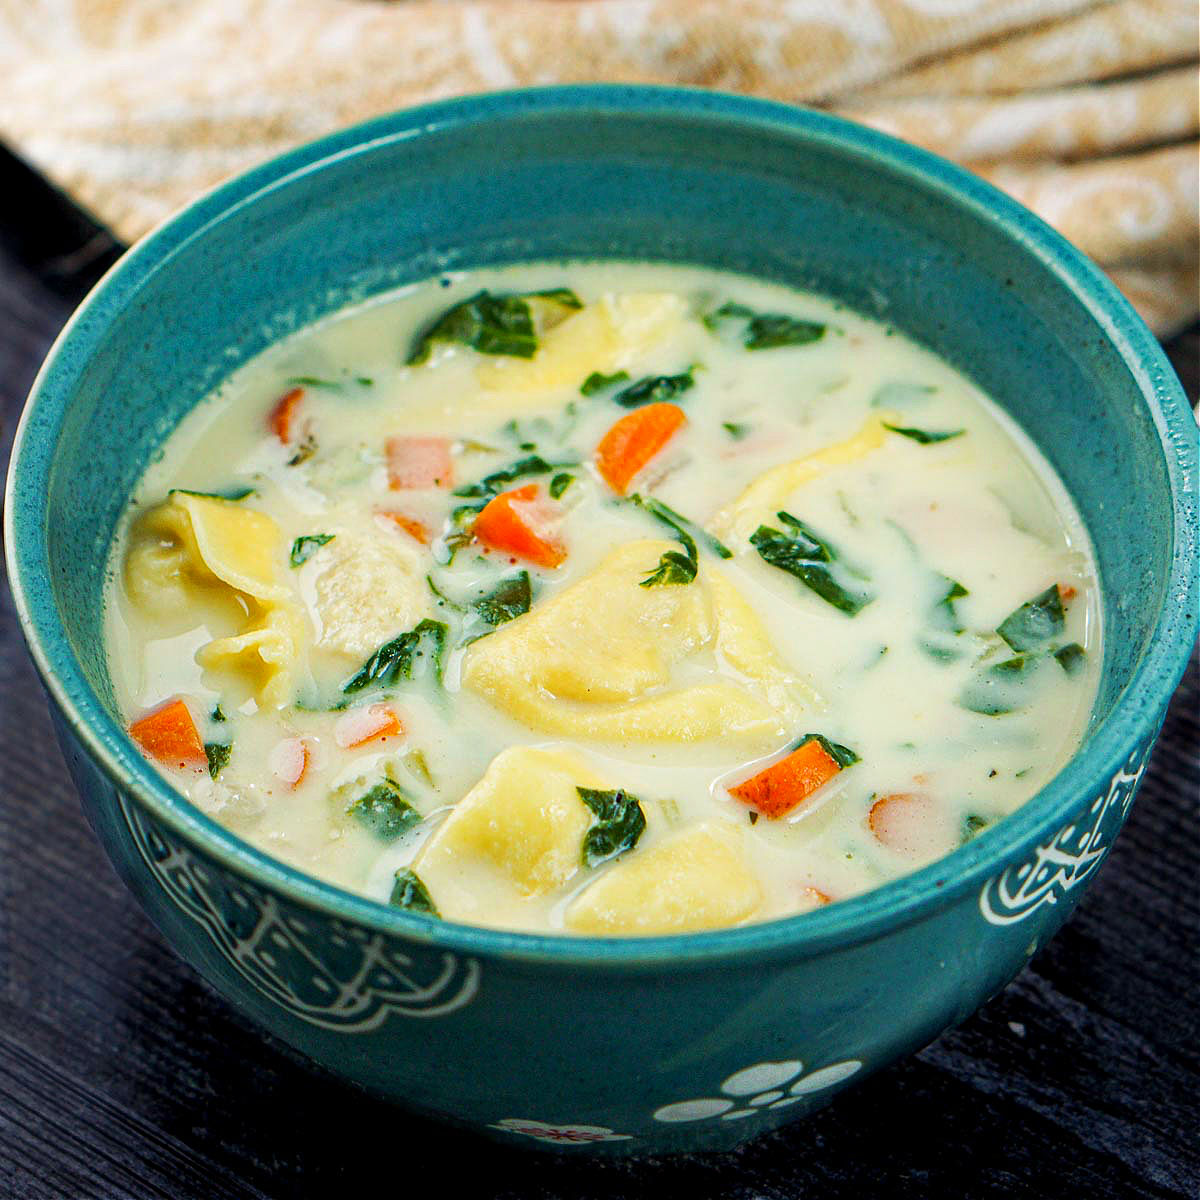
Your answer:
[577,787,647,868]
[705,301,827,350]
[211,704,226,723]
[580,370,630,396]
[286,434,318,467]
[961,813,990,843]
[204,742,231,780]
[959,654,1041,716]
[1054,642,1087,675]
[722,421,751,439]
[932,577,969,634]
[749,512,874,616]
[474,571,532,626]
[389,869,439,916]
[640,545,698,588]
[169,486,256,502]
[349,781,422,841]
[630,494,732,563]
[342,619,448,693]
[748,811,759,825]
[549,472,574,499]
[426,574,465,612]
[884,423,965,445]
[453,454,568,498]
[797,733,859,768]
[289,533,334,568]
[871,381,935,408]
[997,585,1065,652]
[406,288,581,365]
[613,369,695,408]
[918,638,962,664]
[286,375,339,389]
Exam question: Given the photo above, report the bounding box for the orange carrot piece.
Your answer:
[728,737,842,819]
[268,386,304,443]
[473,483,566,568]
[376,510,431,545]
[594,402,686,494]
[129,698,207,770]
[1059,584,1077,602]
[799,886,832,909]
[335,704,403,750]
[386,436,453,489]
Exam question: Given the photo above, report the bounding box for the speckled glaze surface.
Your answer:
[6,88,1197,1156]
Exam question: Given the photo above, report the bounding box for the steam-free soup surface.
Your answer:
[106,263,1100,935]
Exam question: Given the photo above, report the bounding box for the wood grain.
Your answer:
[0,144,1195,1199]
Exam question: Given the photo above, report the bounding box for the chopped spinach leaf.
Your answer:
[402,749,435,789]
[453,454,568,498]
[1054,642,1087,675]
[871,381,935,408]
[406,288,580,365]
[289,533,334,567]
[722,421,751,439]
[932,577,969,634]
[918,638,962,663]
[577,787,647,868]
[630,494,732,563]
[884,423,965,445]
[797,733,859,768]
[613,368,695,408]
[549,472,574,499]
[641,548,698,588]
[748,810,759,825]
[349,781,422,841]
[389,869,439,916]
[474,571,532,626]
[342,619,448,693]
[580,370,630,396]
[426,574,465,612]
[704,301,827,350]
[204,742,231,780]
[959,654,1041,716]
[962,813,990,843]
[996,585,1065,652]
[749,512,873,616]
[210,704,226,723]
[287,434,318,466]
[286,375,339,389]
[169,486,256,502]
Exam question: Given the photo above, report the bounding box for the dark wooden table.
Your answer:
[0,146,1196,1200]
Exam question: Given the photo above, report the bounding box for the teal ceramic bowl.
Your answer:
[6,87,1197,1156]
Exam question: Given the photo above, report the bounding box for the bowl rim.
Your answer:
[6,84,1197,967]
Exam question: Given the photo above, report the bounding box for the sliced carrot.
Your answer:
[268,386,304,443]
[376,510,431,545]
[728,737,842,819]
[386,436,453,489]
[268,737,310,789]
[594,402,686,494]
[129,698,207,771]
[473,483,566,568]
[1059,584,1077,602]
[798,886,832,909]
[335,704,403,750]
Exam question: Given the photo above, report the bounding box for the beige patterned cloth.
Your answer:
[0,0,1195,334]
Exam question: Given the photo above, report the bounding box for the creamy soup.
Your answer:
[105,263,1100,935]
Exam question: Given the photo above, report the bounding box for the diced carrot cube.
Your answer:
[129,698,207,771]
[473,483,566,568]
[268,386,304,443]
[728,737,842,819]
[594,402,686,495]
[376,510,431,545]
[386,436,453,489]
[335,704,403,749]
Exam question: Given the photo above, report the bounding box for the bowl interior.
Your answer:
[10,88,1196,949]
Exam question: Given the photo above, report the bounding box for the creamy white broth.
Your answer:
[105,262,1100,934]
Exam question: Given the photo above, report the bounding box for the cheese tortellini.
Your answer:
[124,493,304,707]
[461,539,815,747]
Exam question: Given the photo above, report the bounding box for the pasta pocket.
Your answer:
[124,493,304,707]
[415,746,604,923]
[461,540,811,747]
[565,825,763,935]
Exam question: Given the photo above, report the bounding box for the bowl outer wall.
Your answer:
[5,85,1198,974]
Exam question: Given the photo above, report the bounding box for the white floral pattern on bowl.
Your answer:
[490,1118,632,1144]
[653,1058,863,1123]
